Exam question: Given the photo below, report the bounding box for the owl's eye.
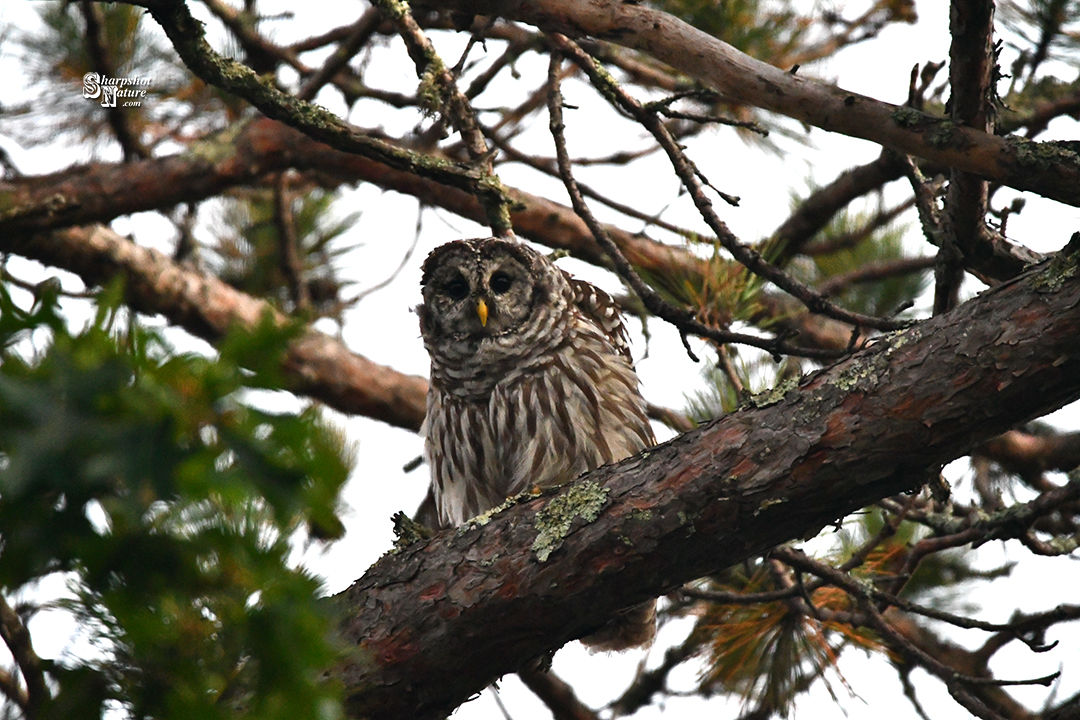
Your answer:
[444,276,470,300]
[489,272,513,295]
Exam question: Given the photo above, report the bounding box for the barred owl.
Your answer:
[418,236,656,651]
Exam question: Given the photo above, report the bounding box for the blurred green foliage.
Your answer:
[0,282,350,720]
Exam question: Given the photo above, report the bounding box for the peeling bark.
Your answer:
[338,248,1080,719]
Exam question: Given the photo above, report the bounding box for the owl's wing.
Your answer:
[568,275,633,361]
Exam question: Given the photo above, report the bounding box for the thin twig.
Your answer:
[678,584,800,605]
[483,127,691,239]
[645,403,695,433]
[774,548,1044,720]
[816,256,935,298]
[0,269,95,299]
[272,172,311,312]
[715,345,745,396]
[349,213,423,304]
[297,8,381,101]
[550,34,910,334]
[607,632,701,717]
[545,50,845,362]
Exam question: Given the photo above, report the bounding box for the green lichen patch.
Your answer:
[1007,136,1080,171]
[832,353,886,392]
[390,510,433,551]
[458,487,543,533]
[531,481,610,562]
[888,326,922,349]
[743,375,799,409]
[890,106,927,128]
[418,61,447,117]
[1031,236,1080,293]
[831,328,923,392]
[929,120,958,148]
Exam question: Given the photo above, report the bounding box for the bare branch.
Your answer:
[937,0,997,315]
[518,669,600,720]
[815,256,935,298]
[771,151,906,263]
[273,172,311,312]
[434,0,1080,207]
[551,34,909,334]
[127,0,510,221]
[545,48,846,360]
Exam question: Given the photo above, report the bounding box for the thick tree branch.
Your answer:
[976,428,1080,480]
[337,242,1080,720]
[0,118,697,281]
[433,0,1080,207]
[123,0,510,219]
[0,225,428,432]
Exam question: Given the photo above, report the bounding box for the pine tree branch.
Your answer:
[337,243,1080,720]
[429,0,1080,208]
[124,0,510,224]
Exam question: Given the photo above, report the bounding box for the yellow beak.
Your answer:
[476,298,489,327]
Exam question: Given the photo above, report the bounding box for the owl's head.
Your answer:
[418,237,572,387]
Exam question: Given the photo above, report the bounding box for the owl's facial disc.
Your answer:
[420,238,567,357]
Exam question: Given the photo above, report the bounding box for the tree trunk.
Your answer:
[337,241,1080,720]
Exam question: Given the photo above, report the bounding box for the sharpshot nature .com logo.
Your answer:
[82,72,151,108]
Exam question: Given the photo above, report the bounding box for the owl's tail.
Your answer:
[580,600,657,652]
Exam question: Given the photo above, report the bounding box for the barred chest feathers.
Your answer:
[424,314,652,527]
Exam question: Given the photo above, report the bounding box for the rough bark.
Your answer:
[433,0,1080,208]
[337,244,1080,720]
